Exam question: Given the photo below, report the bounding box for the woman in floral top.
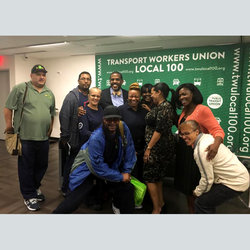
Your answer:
[143,82,177,214]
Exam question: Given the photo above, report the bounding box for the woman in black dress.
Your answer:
[143,82,177,214]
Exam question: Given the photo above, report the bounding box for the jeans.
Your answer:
[53,174,135,214]
[18,140,49,200]
[195,183,242,214]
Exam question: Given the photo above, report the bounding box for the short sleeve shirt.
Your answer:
[5,81,55,141]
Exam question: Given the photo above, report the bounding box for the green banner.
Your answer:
[96,44,247,156]
[238,44,250,157]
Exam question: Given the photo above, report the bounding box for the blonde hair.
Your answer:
[129,82,140,91]
[89,87,102,95]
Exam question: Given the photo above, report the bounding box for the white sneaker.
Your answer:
[112,203,120,214]
[24,198,40,211]
[135,204,143,209]
[36,188,45,202]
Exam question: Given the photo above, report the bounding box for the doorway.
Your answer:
[0,70,10,140]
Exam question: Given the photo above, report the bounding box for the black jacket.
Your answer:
[59,87,81,149]
[99,87,128,109]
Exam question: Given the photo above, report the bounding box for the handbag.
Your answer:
[130,176,147,207]
[4,83,28,156]
[5,133,22,155]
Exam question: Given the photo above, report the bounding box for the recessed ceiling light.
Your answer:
[27,42,69,48]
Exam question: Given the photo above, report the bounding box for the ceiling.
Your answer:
[0,36,250,59]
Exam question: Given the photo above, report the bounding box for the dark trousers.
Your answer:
[61,146,80,193]
[53,175,135,214]
[18,140,49,200]
[60,146,104,206]
[85,178,105,206]
[195,183,242,214]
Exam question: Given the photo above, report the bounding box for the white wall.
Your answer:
[1,54,96,139]
[14,55,42,85]
[44,55,95,137]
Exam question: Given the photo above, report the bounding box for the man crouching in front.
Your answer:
[53,105,136,214]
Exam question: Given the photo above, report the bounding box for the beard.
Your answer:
[111,84,121,91]
[78,85,89,92]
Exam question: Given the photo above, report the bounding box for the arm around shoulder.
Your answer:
[200,105,225,139]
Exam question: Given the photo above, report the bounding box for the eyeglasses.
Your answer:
[105,118,120,122]
[80,77,91,81]
[179,130,196,137]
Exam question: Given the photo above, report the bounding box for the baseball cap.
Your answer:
[103,105,121,119]
[31,64,47,74]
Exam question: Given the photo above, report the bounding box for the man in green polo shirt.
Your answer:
[4,64,55,211]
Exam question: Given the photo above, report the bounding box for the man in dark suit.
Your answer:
[99,71,128,109]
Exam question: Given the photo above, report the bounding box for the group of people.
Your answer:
[4,64,249,214]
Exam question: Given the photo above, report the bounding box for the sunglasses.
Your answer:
[105,118,120,122]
